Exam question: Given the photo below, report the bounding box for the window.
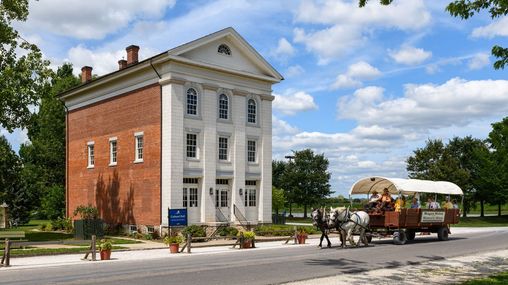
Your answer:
[109,139,117,165]
[218,136,228,161]
[183,188,188,208]
[219,190,228,207]
[147,226,154,234]
[186,133,197,158]
[134,133,143,163]
[245,181,257,207]
[87,142,94,168]
[129,225,137,233]
[186,88,198,115]
[218,44,231,55]
[247,99,256,124]
[247,140,256,163]
[216,179,229,185]
[189,188,198,207]
[218,94,228,119]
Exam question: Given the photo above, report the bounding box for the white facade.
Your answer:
[160,28,282,226]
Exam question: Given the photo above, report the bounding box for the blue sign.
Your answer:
[169,208,187,227]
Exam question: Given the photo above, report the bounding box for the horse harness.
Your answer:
[337,208,370,231]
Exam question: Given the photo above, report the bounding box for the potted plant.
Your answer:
[98,239,112,260]
[296,227,308,244]
[164,235,183,253]
[238,231,255,248]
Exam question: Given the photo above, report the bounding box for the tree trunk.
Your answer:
[499,202,502,217]
[480,200,484,217]
[289,203,293,218]
[303,204,307,218]
[462,204,467,218]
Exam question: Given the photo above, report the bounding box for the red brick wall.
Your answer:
[67,84,161,226]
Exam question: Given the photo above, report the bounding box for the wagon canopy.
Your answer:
[349,177,463,196]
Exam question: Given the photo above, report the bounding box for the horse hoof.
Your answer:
[327,245,331,248]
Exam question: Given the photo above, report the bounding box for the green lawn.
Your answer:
[461,271,508,285]
[0,245,128,257]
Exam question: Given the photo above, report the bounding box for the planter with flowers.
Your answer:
[238,231,255,249]
[98,239,112,260]
[164,235,183,253]
[296,227,308,244]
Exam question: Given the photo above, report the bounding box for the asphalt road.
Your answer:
[2,229,508,285]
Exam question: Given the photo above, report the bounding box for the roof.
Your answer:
[349,176,463,196]
[59,27,282,100]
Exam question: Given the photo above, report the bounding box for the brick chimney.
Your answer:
[118,59,127,70]
[81,66,92,83]
[126,45,139,65]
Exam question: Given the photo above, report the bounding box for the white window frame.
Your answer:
[247,98,257,124]
[87,141,95,168]
[134,132,144,163]
[218,93,229,120]
[109,137,117,166]
[247,139,257,163]
[186,133,198,159]
[218,136,229,161]
[245,180,257,207]
[186,87,199,116]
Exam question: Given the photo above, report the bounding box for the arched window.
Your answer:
[247,99,256,124]
[186,88,198,115]
[218,44,231,55]
[218,94,228,119]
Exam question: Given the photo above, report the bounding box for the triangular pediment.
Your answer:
[168,28,283,82]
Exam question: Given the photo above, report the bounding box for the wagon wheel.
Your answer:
[437,227,449,241]
[393,230,407,245]
[406,229,416,241]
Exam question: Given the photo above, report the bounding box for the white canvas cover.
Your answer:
[349,177,463,196]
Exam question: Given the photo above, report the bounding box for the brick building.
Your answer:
[60,28,283,232]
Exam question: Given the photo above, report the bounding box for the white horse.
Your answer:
[328,207,370,247]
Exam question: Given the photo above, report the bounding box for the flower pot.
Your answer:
[297,235,307,244]
[100,250,111,260]
[242,240,252,249]
[169,243,179,253]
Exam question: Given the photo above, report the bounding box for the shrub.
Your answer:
[73,205,99,220]
[182,225,206,238]
[144,234,153,240]
[163,235,183,245]
[98,239,112,251]
[254,225,317,236]
[150,230,160,240]
[39,223,47,231]
[217,226,238,237]
[238,231,255,240]
[50,217,74,233]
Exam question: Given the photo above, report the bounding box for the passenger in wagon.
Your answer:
[410,197,420,209]
[394,195,406,212]
[427,197,440,209]
[452,199,459,209]
[364,190,381,211]
[443,197,453,209]
[379,188,394,211]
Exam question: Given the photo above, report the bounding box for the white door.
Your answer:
[215,187,230,221]
[183,183,200,224]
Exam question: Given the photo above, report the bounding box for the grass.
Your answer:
[461,271,508,285]
[0,245,128,257]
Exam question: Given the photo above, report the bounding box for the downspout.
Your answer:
[150,58,162,228]
[59,98,70,219]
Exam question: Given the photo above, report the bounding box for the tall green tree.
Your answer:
[19,63,80,219]
[282,149,332,218]
[0,135,30,224]
[485,117,508,215]
[359,0,508,69]
[272,187,286,215]
[1,0,50,131]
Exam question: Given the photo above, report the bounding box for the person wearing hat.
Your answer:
[365,190,381,211]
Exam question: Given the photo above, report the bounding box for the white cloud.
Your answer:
[273,91,318,116]
[23,0,176,40]
[389,46,432,65]
[468,53,490,70]
[272,116,300,137]
[332,61,381,89]
[332,75,362,89]
[471,17,508,39]
[338,78,508,130]
[273,38,295,57]
[293,0,431,63]
[286,65,305,77]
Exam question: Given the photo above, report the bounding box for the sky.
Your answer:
[4,0,508,196]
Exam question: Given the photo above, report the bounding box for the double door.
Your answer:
[215,186,230,221]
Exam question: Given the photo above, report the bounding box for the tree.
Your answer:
[19,63,80,219]
[272,160,287,189]
[1,0,50,131]
[272,187,286,215]
[359,0,508,70]
[0,135,30,225]
[484,117,508,215]
[282,149,332,218]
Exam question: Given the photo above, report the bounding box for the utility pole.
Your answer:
[284,155,295,217]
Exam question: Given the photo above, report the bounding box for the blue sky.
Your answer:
[5,0,508,196]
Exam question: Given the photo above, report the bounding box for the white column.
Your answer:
[201,87,217,223]
[259,98,272,223]
[232,93,246,223]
